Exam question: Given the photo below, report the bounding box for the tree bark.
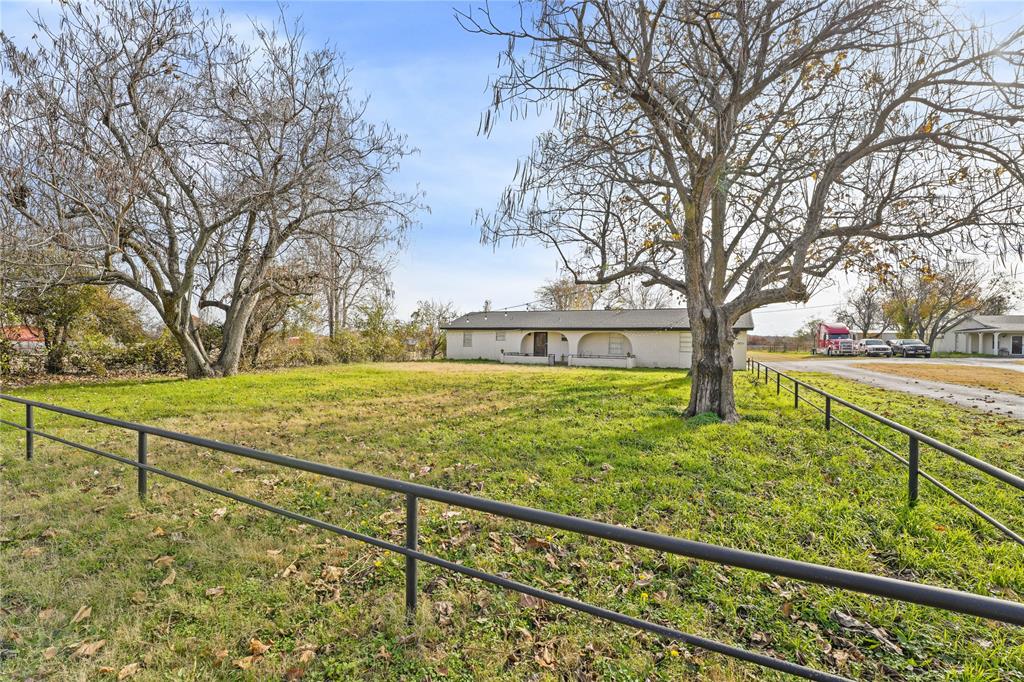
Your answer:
[686,307,738,423]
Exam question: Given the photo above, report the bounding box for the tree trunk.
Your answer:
[215,294,261,377]
[173,329,217,379]
[686,307,739,422]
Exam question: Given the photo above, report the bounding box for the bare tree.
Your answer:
[462,0,1024,420]
[607,278,676,309]
[533,272,606,309]
[835,286,890,337]
[305,218,399,338]
[882,259,1016,346]
[1,0,419,378]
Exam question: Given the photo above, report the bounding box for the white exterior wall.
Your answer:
[445,329,749,369]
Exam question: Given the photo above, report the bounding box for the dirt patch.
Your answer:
[856,362,1024,396]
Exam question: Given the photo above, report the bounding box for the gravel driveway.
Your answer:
[766,358,1024,420]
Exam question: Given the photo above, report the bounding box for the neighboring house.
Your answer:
[1,325,46,353]
[942,315,1024,356]
[442,308,753,369]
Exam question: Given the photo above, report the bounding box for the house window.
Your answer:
[463,332,473,348]
[608,336,624,356]
[495,331,505,341]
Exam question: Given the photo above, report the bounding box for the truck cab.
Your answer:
[816,323,855,356]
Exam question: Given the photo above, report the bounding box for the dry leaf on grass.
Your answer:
[148,527,166,538]
[70,605,92,624]
[38,608,57,622]
[205,586,225,598]
[518,593,543,609]
[130,591,147,604]
[211,507,228,521]
[160,569,176,587]
[234,655,256,670]
[72,639,105,658]
[21,546,43,558]
[284,667,304,681]
[249,638,271,655]
[117,662,141,679]
[297,648,316,664]
[212,648,229,664]
[42,646,57,660]
[152,555,174,568]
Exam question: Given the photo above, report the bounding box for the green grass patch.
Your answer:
[1,361,1022,680]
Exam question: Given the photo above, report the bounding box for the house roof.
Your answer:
[442,308,755,331]
[955,315,1024,332]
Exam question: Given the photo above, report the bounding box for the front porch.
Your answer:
[957,330,1024,357]
[503,331,639,368]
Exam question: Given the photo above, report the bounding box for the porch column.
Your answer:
[976,332,983,354]
[993,333,1001,356]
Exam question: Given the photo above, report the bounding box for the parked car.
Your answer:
[890,339,931,358]
[856,338,893,357]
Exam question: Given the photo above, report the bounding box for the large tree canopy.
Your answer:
[463,0,1024,420]
[1,0,419,377]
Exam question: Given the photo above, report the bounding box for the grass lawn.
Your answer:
[2,362,1023,681]
[855,363,1024,397]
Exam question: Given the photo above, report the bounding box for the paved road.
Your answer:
[766,358,1024,420]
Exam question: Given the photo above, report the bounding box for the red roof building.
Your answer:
[2,325,45,344]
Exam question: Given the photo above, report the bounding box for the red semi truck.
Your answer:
[815,322,855,356]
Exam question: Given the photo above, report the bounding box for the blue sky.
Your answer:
[1,1,1022,334]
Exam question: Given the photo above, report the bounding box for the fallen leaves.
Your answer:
[159,569,177,587]
[211,507,228,521]
[831,610,903,655]
[434,601,454,626]
[249,638,271,655]
[205,586,225,598]
[117,662,141,680]
[72,639,105,658]
[148,527,166,538]
[42,646,57,660]
[234,655,256,670]
[152,555,174,568]
[130,591,147,604]
[69,605,92,624]
[21,546,43,559]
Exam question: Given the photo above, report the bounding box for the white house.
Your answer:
[442,308,754,369]
[943,315,1024,356]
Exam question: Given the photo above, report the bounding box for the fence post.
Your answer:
[764,365,769,384]
[776,372,780,395]
[405,493,418,622]
[25,404,33,461]
[137,431,148,500]
[793,381,799,408]
[825,395,832,431]
[908,437,919,506]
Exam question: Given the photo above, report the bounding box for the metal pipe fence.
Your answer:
[3,390,1024,681]
[746,359,1024,547]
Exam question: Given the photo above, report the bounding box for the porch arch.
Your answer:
[576,331,633,357]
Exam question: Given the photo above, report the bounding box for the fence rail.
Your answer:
[3,391,1024,682]
[746,359,1024,547]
